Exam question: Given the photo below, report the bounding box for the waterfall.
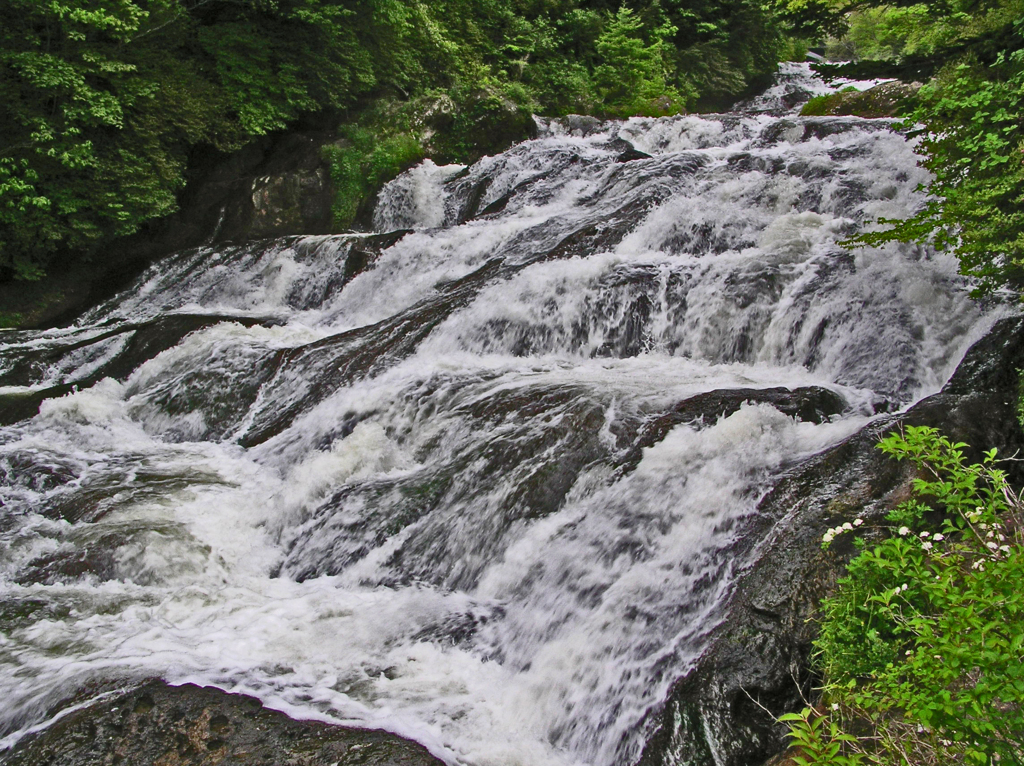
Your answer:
[0,64,998,766]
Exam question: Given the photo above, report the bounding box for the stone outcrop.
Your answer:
[636,315,1024,766]
[220,136,334,242]
[800,81,922,119]
[1,680,445,766]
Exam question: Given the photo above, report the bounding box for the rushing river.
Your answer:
[0,64,997,766]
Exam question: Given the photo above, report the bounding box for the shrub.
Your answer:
[783,426,1024,766]
[323,128,424,230]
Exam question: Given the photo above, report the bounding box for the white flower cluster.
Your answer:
[822,518,863,544]
[916,530,944,552]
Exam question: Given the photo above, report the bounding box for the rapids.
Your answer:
[0,64,999,766]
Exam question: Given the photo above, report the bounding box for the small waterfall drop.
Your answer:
[0,64,1000,766]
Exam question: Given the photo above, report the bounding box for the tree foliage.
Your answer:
[861,42,1024,294]
[0,0,394,278]
[0,0,795,280]
[806,0,1024,295]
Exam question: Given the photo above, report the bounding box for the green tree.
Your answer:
[593,5,689,116]
[0,0,422,279]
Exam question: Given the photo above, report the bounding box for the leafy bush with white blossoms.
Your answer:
[781,426,1024,766]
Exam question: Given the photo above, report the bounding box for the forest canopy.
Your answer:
[1,0,1022,292]
[0,0,790,280]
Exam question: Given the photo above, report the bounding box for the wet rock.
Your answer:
[0,384,77,427]
[637,316,1024,766]
[617,386,848,475]
[559,114,605,137]
[617,147,653,163]
[0,314,279,426]
[238,259,505,447]
[449,151,584,224]
[537,190,665,263]
[280,381,634,588]
[284,230,411,315]
[800,81,922,119]
[1,680,444,766]
[344,230,412,283]
[0,449,79,493]
[14,535,125,586]
[728,152,787,175]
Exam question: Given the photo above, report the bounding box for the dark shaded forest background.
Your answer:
[0,0,1021,293]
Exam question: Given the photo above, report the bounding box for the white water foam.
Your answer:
[0,63,1001,766]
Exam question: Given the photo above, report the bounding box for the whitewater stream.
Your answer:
[0,65,999,766]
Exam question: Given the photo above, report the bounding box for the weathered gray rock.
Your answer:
[0,680,444,766]
[560,114,605,137]
[636,315,1024,766]
[217,133,335,242]
[247,168,331,238]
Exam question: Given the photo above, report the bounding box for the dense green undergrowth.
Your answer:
[0,0,801,280]
[783,426,1024,765]
[322,127,425,229]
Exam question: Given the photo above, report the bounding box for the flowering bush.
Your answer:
[781,426,1024,766]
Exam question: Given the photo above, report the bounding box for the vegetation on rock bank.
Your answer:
[0,0,800,282]
[782,427,1024,765]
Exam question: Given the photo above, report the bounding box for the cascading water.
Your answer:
[0,64,1000,766]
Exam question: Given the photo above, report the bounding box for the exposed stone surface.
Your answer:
[637,315,1024,766]
[800,81,922,119]
[0,314,279,427]
[0,680,444,766]
[558,114,605,137]
[616,386,850,475]
[617,147,653,162]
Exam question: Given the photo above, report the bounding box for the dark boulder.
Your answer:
[617,386,849,475]
[0,679,444,766]
[0,314,280,427]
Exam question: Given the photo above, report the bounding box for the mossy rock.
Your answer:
[800,81,921,119]
[3,679,444,766]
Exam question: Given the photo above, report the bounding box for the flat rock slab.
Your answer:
[2,680,444,766]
